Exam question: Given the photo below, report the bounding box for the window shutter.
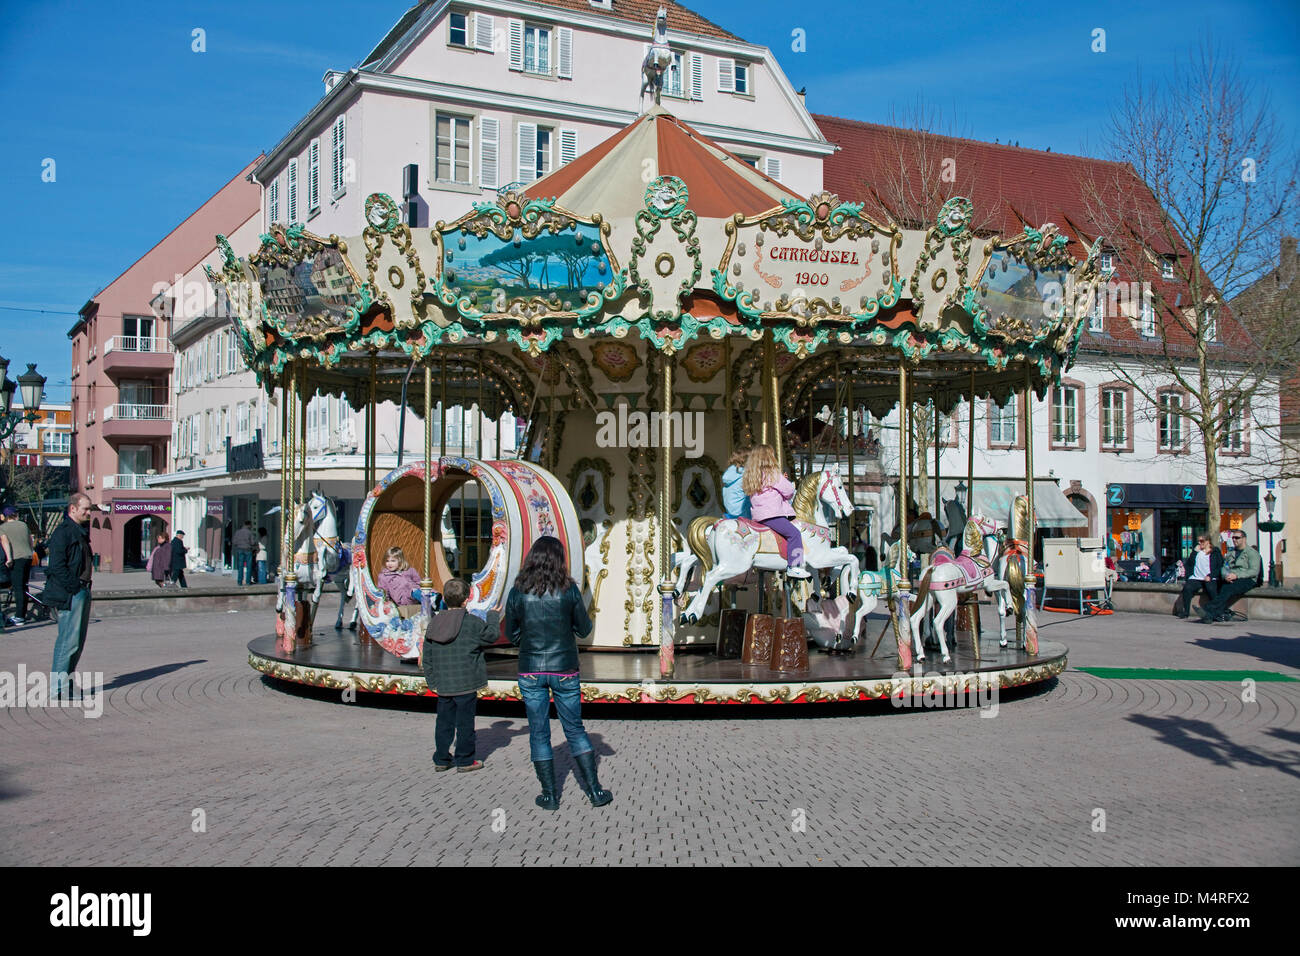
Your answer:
[557,26,573,78]
[559,129,577,166]
[307,139,320,211]
[287,159,298,223]
[689,53,703,99]
[474,12,495,51]
[508,19,524,71]
[517,122,537,182]
[268,178,279,223]
[479,116,500,189]
[331,115,346,195]
[764,156,782,182]
[717,57,734,93]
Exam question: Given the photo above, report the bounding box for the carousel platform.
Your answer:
[247,626,1067,705]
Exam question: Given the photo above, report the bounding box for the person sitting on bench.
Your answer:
[1195,532,1261,623]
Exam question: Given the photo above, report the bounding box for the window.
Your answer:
[1159,391,1184,451]
[268,177,280,224]
[206,409,214,452]
[1101,388,1128,449]
[42,431,71,455]
[717,58,749,94]
[664,52,684,97]
[235,402,249,444]
[1051,385,1080,447]
[736,154,759,169]
[535,126,553,179]
[523,24,550,74]
[1203,304,1217,343]
[1087,290,1104,332]
[190,414,201,455]
[1100,252,1114,275]
[733,62,749,95]
[449,11,469,46]
[227,332,239,372]
[287,159,298,223]
[1222,396,1247,453]
[1162,257,1174,280]
[308,139,320,213]
[989,397,1017,445]
[435,114,472,185]
[331,115,346,197]
[1140,294,1156,337]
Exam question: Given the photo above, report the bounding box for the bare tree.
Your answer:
[1081,45,1300,530]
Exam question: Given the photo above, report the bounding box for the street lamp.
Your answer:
[0,355,46,443]
[1259,489,1284,588]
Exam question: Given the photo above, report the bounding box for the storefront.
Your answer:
[1104,482,1259,577]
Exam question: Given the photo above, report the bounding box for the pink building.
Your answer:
[67,159,262,571]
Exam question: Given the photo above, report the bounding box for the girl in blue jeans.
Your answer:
[504,535,612,810]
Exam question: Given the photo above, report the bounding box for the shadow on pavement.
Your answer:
[1190,633,1300,671]
[1127,713,1300,779]
[102,660,208,692]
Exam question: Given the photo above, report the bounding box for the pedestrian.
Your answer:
[169,531,189,589]
[505,534,611,810]
[147,531,170,588]
[43,493,95,699]
[422,578,500,773]
[256,527,269,584]
[232,520,256,585]
[1,506,35,626]
[1195,531,1262,624]
[1176,534,1221,619]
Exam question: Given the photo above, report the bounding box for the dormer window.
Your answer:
[588,0,612,8]
[448,11,469,47]
[1161,257,1174,280]
[1100,252,1114,275]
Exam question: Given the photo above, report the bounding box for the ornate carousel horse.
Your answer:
[676,465,868,644]
[639,7,674,105]
[1000,494,1040,654]
[805,538,912,652]
[275,492,342,651]
[906,513,1010,664]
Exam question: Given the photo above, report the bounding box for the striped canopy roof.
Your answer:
[528,106,801,219]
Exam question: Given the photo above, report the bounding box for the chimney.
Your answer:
[1283,235,1297,262]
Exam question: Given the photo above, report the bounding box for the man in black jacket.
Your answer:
[45,493,95,698]
[169,531,188,588]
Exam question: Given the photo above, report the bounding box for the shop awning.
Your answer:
[955,479,1084,529]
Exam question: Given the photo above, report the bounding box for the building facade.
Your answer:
[68,159,262,571]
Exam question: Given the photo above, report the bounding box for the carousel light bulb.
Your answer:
[458,238,466,251]
[591,242,600,255]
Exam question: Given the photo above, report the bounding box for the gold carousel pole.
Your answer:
[658,351,676,679]
[760,329,782,470]
[1022,364,1037,652]
[422,362,434,613]
[724,335,733,459]
[967,369,980,660]
[280,365,293,591]
[891,360,912,671]
[847,365,855,553]
[298,364,307,511]
[368,355,377,488]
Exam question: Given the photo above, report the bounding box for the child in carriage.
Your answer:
[379,546,426,612]
[742,444,810,579]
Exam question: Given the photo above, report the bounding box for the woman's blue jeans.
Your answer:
[518,673,593,762]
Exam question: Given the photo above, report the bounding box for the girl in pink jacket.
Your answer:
[741,445,810,578]
[378,547,424,606]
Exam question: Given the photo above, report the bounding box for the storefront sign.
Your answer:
[1104,483,1258,508]
[226,430,265,474]
[206,500,224,517]
[1106,484,1125,506]
[111,499,172,516]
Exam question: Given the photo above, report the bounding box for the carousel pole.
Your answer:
[298,364,307,513]
[891,361,913,671]
[658,350,676,679]
[422,362,434,615]
[367,355,377,489]
[440,354,447,461]
[280,365,293,592]
[847,366,855,556]
[1023,364,1037,652]
[724,335,733,459]
[761,329,782,470]
[967,370,980,660]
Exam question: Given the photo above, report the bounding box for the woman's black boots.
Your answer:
[572,751,613,807]
[533,760,559,810]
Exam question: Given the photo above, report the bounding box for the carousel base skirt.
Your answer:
[248,629,1067,705]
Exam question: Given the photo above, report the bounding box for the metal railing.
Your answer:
[102,474,154,490]
[104,404,173,421]
[105,336,172,354]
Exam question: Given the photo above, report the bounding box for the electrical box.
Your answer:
[1042,537,1107,589]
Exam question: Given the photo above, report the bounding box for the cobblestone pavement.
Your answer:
[1,605,1296,866]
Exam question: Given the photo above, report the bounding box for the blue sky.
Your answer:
[2,0,1297,404]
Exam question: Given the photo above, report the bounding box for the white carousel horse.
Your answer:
[676,466,869,644]
[639,7,674,104]
[275,492,342,606]
[907,513,1012,664]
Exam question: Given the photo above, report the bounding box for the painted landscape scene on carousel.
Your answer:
[443,227,614,309]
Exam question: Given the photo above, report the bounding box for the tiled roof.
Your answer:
[517,0,742,42]
[814,113,1249,359]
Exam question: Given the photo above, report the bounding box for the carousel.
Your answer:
[209,51,1099,705]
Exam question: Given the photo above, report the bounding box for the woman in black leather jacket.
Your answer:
[505,535,612,810]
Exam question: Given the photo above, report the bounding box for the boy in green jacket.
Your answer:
[422,578,501,771]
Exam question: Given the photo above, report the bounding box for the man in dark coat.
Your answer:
[169,531,188,588]
[44,493,96,698]
[422,578,500,772]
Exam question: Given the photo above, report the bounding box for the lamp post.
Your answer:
[1259,489,1284,588]
[0,356,47,508]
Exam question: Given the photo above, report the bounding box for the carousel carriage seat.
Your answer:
[363,473,463,603]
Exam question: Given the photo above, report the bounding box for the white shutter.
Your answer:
[689,52,703,100]
[331,115,346,195]
[268,177,279,223]
[307,139,320,211]
[479,116,500,189]
[764,156,782,182]
[287,159,298,223]
[508,19,524,71]
[517,122,537,182]
[474,12,495,51]
[717,57,734,93]
[559,129,577,166]
[557,26,573,78]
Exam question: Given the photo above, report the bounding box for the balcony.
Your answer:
[103,336,174,376]
[102,473,156,490]
[101,403,173,442]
